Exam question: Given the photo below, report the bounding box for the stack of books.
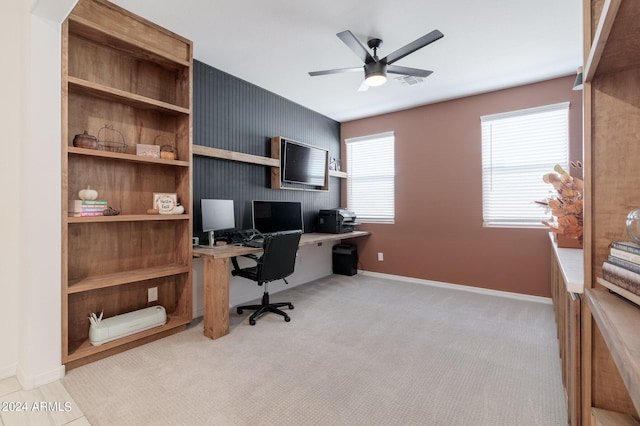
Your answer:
[69,199,108,217]
[600,241,640,304]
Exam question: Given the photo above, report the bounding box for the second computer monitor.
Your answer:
[252,200,303,234]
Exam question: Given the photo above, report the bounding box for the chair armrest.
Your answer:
[231,256,241,273]
[231,254,262,275]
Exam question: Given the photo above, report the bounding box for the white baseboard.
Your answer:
[360,271,552,305]
[15,364,65,390]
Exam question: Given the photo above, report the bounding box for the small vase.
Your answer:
[556,233,583,249]
[626,209,640,244]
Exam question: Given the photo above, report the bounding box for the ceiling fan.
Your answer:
[309,29,444,90]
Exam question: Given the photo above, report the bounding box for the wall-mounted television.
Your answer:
[282,139,328,187]
[252,200,304,234]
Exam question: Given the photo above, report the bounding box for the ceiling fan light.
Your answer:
[365,74,387,87]
[364,62,387,87]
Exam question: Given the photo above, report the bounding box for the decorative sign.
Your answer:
[137,144,161,158]
[153,193,177,214]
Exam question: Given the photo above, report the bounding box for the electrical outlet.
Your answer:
[378,252,384,261]
[148,287,158,302]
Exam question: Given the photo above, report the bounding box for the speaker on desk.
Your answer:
[332,244,358,276]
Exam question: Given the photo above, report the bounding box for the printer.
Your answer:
[316,209,357,234]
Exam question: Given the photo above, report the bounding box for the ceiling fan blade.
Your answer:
[309,67,363,76]
[384,30,444,65]
[387,65,433,78]
[337,30,375,64]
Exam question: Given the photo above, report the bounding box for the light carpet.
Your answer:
[62,274,567,425]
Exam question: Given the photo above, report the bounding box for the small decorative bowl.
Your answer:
[73,131,98,149]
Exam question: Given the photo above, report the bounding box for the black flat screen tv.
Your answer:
[282,139,328,187]
[252,200,304,234]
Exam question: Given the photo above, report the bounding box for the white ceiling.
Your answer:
[111,0,583,123]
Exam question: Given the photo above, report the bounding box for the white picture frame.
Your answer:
[153,192,177,214]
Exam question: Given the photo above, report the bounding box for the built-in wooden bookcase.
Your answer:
[583,0,640,422]
[61,0,193,369]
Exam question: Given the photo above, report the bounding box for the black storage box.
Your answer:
[332,244,358,276]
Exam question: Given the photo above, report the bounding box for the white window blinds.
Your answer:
[346,132,395,223]
[481,102,570,228]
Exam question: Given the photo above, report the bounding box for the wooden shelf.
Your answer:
[592,407,640,425]
[69,76,190,115]
[66,313,190,362]
[68,213,189,224]
[585,0,640,82]
[68,264,191,293]
[193,144,279,167]
[192,144,344,182]
[300,231,369,247]
[68,15,190,68]
[68,146,190,167]
[586,288,640,414]
[597,277,640,306]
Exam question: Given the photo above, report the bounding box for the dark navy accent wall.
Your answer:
[193,60,341,242]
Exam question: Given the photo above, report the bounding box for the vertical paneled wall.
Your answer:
[192,60,341,241]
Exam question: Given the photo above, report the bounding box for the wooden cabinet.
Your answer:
[61,0,193,369]
[582,0,640,421]
[550,238,583,426]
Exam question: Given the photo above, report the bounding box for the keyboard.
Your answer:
[229,228,263,244]
[243,239,263,248]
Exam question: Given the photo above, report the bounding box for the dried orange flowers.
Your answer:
[537,165,583,240]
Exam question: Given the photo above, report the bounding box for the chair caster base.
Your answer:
[236,291,294,325]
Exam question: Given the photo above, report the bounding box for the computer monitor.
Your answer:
[201,199,235,247]
[252,200,304,234]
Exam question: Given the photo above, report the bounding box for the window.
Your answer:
[345,131,395,223]
[481,102,570,228]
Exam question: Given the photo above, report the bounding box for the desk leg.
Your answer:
[203,257,230,339]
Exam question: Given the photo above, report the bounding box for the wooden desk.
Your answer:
[192,231,370,339]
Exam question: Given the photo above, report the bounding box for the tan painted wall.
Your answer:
[341,75,582,297]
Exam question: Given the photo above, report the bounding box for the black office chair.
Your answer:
[232,230,302,325]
